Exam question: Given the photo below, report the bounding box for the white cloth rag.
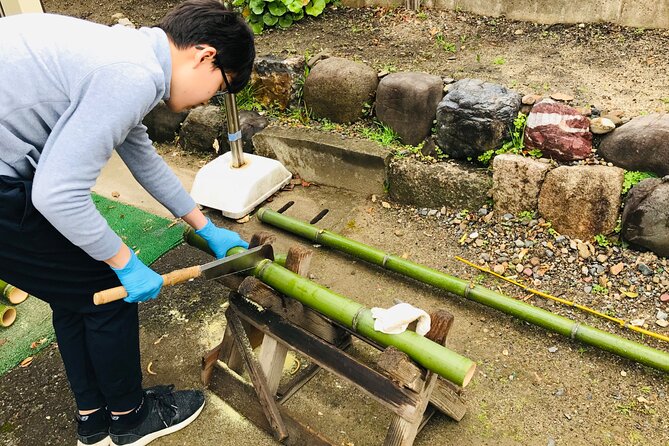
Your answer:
[370,303,431,336]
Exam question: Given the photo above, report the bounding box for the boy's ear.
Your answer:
[194,45,217,65]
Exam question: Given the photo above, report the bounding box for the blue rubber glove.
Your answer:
[111,250,163,303]
[195,218,249,259]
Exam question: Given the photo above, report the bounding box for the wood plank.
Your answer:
[239,277,348,345]
[209,361,334,446]
[227,310,288,441]
[258,334,289,394]
[230,293,420,420]
[429,380,467,422]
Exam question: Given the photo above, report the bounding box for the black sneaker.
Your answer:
[76,409,110,446]
[109,385,205,446]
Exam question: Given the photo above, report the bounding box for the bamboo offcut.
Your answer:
[183,230,477,387]
[256,207,669,374]
[0,279,29,305]
[0,304,16,327]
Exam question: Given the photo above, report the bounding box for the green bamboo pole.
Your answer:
[0,279,29,305]
[0,304,16,328]
[256,207,669,374]
[183,228,477,387]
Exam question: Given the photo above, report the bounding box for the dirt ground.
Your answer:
[42,1,669,116]
[2,3,669,446]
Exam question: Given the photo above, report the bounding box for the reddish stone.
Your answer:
[524,100,593,161]
[660,293,669,303]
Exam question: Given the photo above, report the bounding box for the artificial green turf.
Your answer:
[0,195,185,375]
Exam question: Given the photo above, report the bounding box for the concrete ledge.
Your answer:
[387,157,492,210]
[252,126,389,196]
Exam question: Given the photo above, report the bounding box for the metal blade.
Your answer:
[200,244,274,280]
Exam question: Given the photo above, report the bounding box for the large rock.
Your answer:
[387,158,492,210]
[538,165,624,239]
[621,177,669,257]
[177,105,223,153]
[375,72,443,146]
[252,55,305,111]
[253,127,388,195]
[143,101,189,143]
[221,110,268,154]
[303,57,378,123]
[435,78,521,159]
[524,99,592,161]
[491,154,551,217]
[599,114,669,176]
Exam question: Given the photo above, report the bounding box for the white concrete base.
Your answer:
[190,152,292,219]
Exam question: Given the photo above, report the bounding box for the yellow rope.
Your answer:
[455,256,669,343]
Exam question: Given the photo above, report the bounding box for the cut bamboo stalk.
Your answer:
[256,207,669,375]
[0,279,29,305]
[0,304,17,327]
[185,232,477,387]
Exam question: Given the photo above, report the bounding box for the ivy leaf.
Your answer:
[278,14,294,28]
[287,0,303,14]
[268,1,287,15]
[249,20,265,34]
[263,12,279,25]
[305,0,326,16]
[232,0,246,6]
[291,8,304,20]
[249,0,266,15]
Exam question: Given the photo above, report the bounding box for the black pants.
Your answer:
[0,176,143,411]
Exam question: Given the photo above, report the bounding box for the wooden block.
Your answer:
[285,245,313,276]
[425,309,454,346]
[377,347,424,392]
[249,231,276,248]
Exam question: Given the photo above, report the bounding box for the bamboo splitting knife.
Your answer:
[93,244,274,305]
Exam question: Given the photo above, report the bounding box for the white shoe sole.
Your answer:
[77,436,111,446]
[112,400,205,446]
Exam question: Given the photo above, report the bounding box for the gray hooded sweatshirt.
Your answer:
[0,13,196,261]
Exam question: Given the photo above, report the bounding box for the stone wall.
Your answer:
[340,0,669,29]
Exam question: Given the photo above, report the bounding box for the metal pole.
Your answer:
[223,93,245,168]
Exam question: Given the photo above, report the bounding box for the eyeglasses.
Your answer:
[221,69,232,94]
[195,45,233,94]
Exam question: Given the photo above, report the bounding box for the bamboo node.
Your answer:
[570,322,581,339]
[351,307,366,332]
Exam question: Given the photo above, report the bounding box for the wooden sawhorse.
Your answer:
[201,234,467,445]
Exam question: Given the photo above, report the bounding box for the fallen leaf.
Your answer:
[30,338,48,349]
[301,180,311,187]
[622,291,638,298]
[19,356,34,367]
[0,339,7,347]
[111,191,120,198]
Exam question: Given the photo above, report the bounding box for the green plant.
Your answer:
[518,210,535,220]
[416,11,427,20]
[594,234,610,248]
[592,284,608,295]
[235,83,265,112]
[477,112,536,165]
[435,33,457,53]
[493,56,506,65]
[360,120,401,146]
[622,170,657,194]
[233,0,329,34]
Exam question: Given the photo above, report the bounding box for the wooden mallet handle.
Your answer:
[93,265,202,305]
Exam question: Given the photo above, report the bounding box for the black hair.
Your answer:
[159,0,255,93]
